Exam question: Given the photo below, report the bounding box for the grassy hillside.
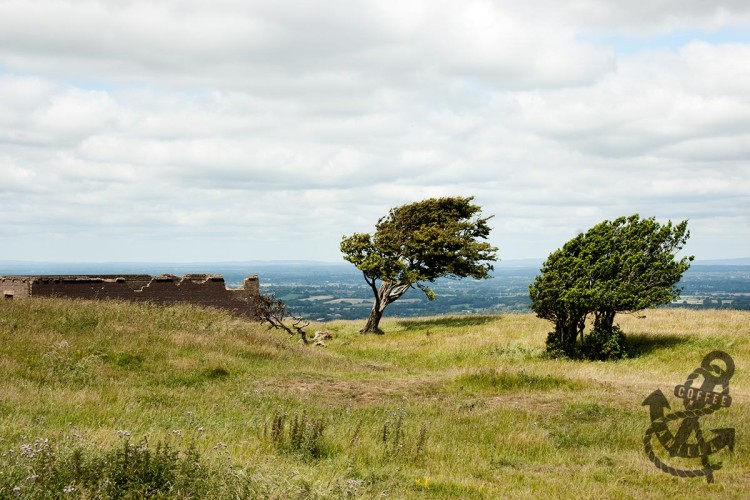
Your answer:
[0,299,748,498]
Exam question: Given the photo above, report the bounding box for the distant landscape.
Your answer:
[2,259,749,321]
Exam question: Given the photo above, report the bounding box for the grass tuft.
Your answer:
[266,410,329,459]
[455,368,584,392]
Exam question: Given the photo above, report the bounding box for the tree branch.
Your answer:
[257,294,310,344]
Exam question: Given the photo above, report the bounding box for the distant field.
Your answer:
[248,264,750,319]
[0,299,748,498]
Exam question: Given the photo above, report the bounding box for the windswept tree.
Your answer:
[340,196,498,333]
[530,215,693,359]
[589,216,693,332]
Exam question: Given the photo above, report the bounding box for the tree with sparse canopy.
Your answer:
[529,215,693,360]
[340,196,498,333]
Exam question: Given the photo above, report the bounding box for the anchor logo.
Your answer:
[642,351,735,483]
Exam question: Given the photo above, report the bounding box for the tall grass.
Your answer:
[0,298,748,498]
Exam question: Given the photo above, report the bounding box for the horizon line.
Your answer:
[1,257,749,266]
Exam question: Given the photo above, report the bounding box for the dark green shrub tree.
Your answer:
[530,215,693,359]
[528,233,591,357]
[340,196,498,333]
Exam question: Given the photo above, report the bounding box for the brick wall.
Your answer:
[0,274,260,319]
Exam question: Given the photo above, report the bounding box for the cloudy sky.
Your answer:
[1,0,749,263]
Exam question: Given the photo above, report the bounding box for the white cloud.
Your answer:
[0,1,749,262]
[515,43,750,160]
[0,0,615,91]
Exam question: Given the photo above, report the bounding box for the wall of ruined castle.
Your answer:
[0,274,260,319]
[2,278,32,299]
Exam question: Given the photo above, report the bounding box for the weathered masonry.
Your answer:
[0,274,260,319]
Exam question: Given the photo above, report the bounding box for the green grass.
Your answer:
[0,299,748,498]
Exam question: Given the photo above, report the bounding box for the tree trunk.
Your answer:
[594,309,616,332]
[361,304,386,333]
[554,311,587,357]
[360,280,410,334]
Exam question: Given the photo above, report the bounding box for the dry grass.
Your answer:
[0,299,748,498]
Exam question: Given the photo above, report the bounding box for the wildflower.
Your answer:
[117,430,131,438]
[63,485,76,494]
[414,476,430,489]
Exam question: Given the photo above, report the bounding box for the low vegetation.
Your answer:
[0,299,748,497]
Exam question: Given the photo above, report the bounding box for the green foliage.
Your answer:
[341,196,498,332]
[530,214,693,359]
[544,331,568,359]
[581,324,628,361]
[546,324,629,361]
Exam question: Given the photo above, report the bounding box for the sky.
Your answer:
[1,0,749,263]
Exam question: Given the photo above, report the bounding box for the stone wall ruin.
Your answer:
[0,274,260,319]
